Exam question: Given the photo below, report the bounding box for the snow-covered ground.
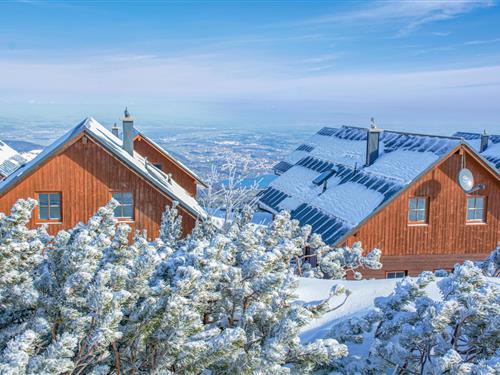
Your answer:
[297,276,499,358]
[297,277,441,355]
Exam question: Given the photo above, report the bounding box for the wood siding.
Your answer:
[133,136,198,197]
[343,146,499,278]
[0,134,196,239]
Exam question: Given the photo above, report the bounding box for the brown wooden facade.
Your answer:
[133,135,200,197]
[341,144,499,278]
[0,134,197,239]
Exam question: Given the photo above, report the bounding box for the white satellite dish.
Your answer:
[458,168,474,192]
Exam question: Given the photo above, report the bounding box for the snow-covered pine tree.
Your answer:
[326,258,500,374]
[0,199,48,358]
[0,200,365,374]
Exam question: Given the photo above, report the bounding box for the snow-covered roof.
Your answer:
[0,118,206,219]
[453,131,500,171]
[134,130,207,187]
[0,140,27,177]
[259,126,461,245]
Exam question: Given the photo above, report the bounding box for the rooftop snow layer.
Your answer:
[259,126,461,245]
[133,130,207,187]
[453,131,500,171]
[0,140,27,177]
[0,118,206,219]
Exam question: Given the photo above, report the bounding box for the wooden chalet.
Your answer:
[0,112,206,239]
[258,124,500,278]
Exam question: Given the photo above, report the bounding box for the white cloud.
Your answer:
[297,0,494,35]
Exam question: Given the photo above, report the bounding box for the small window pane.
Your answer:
[409,211,417,221]
[409,198,417,209]
[123,205,133,218]
[467,198,475,208]
[467,209,475,221]
[417,198,426,209]
[39,194,49,206]
[475,197,484,209]
[39,207,49,220]
[122,193,133,204]
[50,206,61,220]
[50,193,61,206]
[474,209,484,221]
[114,206,122,217]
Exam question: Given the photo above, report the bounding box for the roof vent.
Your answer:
[366,117,382,167]
[480,130,489,153]
[121,107,135,156]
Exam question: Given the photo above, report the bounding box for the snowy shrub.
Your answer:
[480,244,500,277]
[327,260,500,374]
[295,230,382,280]
[0,199,358,374]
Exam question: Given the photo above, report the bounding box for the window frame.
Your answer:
[36,192,62,223]
[111,191,134,221]
[466,195,486,223]
[408,196,428,225]
[386,270,408,279]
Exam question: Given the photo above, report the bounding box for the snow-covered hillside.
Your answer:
[298,277,440,342]
[298,274,500,370]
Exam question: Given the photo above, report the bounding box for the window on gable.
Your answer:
[38,192,62,221]
[408,197,427,223]
[386,271,407,279]
[467,196,485,222]
[112,192,134,219]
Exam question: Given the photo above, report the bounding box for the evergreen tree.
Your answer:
[0,200,357,374]
[327,260,500,374]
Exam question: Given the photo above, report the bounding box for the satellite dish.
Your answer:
[458,168,474,192]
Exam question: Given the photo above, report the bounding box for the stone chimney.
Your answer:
[480,130,489,153]
[366,117,382,167]
[121,107,134,156]
[111,122,120,138]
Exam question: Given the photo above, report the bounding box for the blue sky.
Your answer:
[0,0,499,132]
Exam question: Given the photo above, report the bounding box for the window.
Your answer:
[153,163,163,171]
[408,197,427,223]
[467,196,485,222]
[386,271,407,279]
[38,192,61,221]
[112,192,134,219]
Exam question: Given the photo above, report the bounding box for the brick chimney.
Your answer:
[366,117,382,167]
[121,107,134,156]
[480,130,489,153]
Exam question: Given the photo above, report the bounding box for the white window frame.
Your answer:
[386,271,407,279]
[111,192,134,220]
[466,196,486,223]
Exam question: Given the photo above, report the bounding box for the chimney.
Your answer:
[121,107,134,155]
[480,130,489,153]
[111,122,120,138]
[366,117,382,167]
